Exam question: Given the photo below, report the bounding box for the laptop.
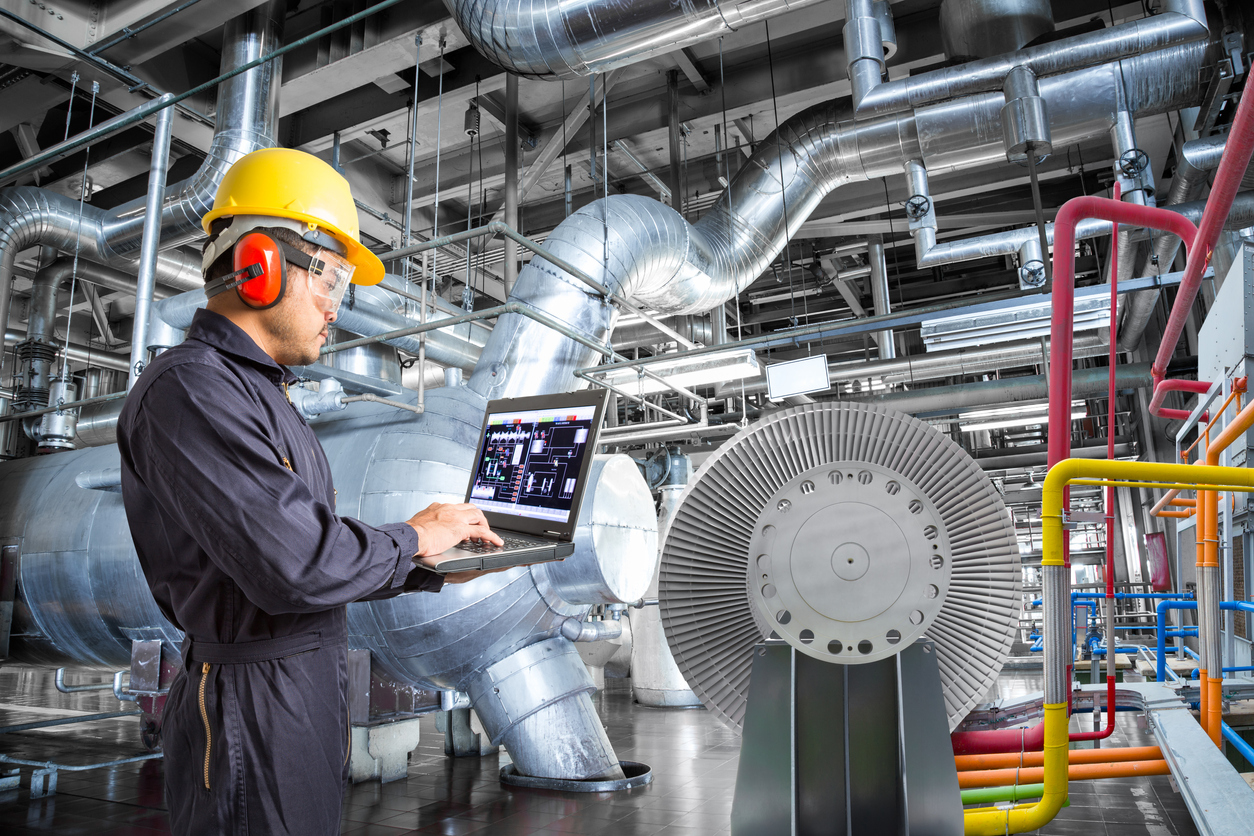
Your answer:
[423,389,610,574]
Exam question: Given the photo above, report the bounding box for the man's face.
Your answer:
[260,254,336,367]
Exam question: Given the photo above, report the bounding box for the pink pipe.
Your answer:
[1150,87,1254,415]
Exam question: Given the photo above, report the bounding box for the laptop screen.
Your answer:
[467,400,600,527]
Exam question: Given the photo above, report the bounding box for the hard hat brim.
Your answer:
[203,204,384,286]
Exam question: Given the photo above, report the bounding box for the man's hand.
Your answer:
[407,502,503,567]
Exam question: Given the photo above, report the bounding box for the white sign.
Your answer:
[766,355,830,400]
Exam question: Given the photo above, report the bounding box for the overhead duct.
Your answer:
[441,0,830,80]
[845,0,1207,117]
[0,0,284,344]
[939,0,1055,61]
[468,40,1210,402]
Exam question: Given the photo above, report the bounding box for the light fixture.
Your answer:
[958,400,1086,433]
[921,292,1110,352]
[597,348,760,396]
[766,354,831,400]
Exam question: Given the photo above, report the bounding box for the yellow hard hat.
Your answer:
[202,147,384,286]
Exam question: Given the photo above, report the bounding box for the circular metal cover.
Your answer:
[659,402,1020,731]
[746,462,952,665]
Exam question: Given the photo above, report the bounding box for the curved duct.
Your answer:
[468,41,1209,401]
[0,0,283,345]
[96,2,284,262]
[441,0,829,80]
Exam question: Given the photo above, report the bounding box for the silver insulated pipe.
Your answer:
[470,40,1209,401]
[442,0,829,79]
[0,0,284,339]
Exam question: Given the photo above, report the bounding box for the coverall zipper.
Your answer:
[199,662,212,790]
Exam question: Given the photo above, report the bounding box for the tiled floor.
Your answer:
[0,665,1205,835]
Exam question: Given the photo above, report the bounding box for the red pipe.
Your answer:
[1148,379,1214,422]
[952,722,1045,756]
[1149,86,1254,418]
[1048,195,1197,467]
[951,193,1198,757]
[1072,185,1121,743]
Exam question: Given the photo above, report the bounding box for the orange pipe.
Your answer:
[1170,498,1197,507]
[955,746,1162,772]
[1200,397,1254,747]
[1157,510,1194,519]
[1182,384,1245,459]
[957,759,1169,789]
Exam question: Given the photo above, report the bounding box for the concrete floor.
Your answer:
[0,664,1204,835]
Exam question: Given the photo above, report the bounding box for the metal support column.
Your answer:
[667,70,683,215]
[128,105,174,389]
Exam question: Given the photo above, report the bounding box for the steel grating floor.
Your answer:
[0,665,1202,835]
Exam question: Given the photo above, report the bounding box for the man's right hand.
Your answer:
[406,502,503,562]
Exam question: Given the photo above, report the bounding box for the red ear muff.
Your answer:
[233,232,287,309]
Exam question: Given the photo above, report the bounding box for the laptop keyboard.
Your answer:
[456,536,544,554]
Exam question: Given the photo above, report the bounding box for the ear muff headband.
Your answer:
[233,232,287,309]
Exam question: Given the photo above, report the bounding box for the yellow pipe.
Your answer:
[963,457,1254,836]
[1071,479,1254,492]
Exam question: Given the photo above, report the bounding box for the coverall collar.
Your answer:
[185,308,298,385]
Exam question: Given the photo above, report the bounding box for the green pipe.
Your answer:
[961,783,1072,806]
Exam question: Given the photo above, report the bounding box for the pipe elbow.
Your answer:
[560,617,623,643]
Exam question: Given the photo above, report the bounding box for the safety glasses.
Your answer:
[303,248,355,315]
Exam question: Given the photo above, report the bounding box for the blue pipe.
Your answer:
[1074,592,1193,600]
[1222,722,1254,770]
[1156,600,1198,682]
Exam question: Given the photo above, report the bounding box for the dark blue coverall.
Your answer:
[118,309,442,835]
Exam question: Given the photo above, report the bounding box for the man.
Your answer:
[117,147,501,835]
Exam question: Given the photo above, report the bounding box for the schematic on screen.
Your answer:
[468,403,597,523]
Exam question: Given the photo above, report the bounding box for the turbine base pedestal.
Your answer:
[731,640,962,836]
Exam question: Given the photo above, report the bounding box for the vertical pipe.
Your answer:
[128,105,174,390]
[403,35,421,272]
[667,70,683,215]
[503,73,520,296]
[588,75,597,187]
[867,234,894,359]
[1196,477,1210,730]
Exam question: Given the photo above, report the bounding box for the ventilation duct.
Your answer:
[468,40,1209,402]
[939,0,1055,61]
[0,0,284,343]
[441,0,830,80]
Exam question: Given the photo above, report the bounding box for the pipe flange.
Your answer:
[500,760,652,792]
[746,461,952,665]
